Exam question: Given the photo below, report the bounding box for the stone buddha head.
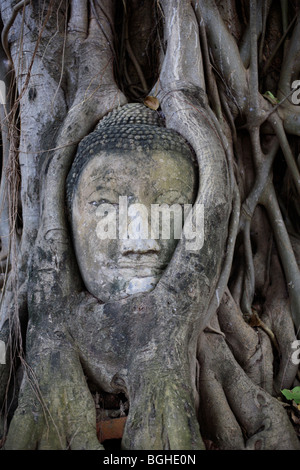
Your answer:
[66,104,198,303]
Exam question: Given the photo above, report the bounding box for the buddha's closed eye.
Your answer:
[88,189,121,208]
[89,199,116,207]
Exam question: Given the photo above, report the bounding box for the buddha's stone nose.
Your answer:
[120,203,160,254]
[120,237,160,255]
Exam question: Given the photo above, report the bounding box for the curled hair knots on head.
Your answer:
[66,103,196,215]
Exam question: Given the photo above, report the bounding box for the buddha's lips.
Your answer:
[117,259,167,271]
[115,267,164,278]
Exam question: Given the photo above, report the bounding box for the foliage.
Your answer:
[281,387,300,405]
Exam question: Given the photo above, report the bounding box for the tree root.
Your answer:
[1,0,300,451]
[261,250,299,392]
[3,324,103,450]
[123,369,205,450]
[197,320,300,450]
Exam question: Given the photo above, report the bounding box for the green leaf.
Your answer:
[281,387,300,404]
[263,91,280,105]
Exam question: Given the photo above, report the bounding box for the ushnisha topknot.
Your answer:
[66,103,196,213]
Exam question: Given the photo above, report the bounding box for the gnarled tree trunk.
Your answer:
[0,0,299,450]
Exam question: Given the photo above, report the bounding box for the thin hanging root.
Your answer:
[1,0,30,66]
[269,116,300,198]
[90,0,115,60]
[197,10,222,119]
[239,126,262,316]
[194,0,248,114]
[242,100,300,335]
[281,0,289,33]
[0,114,12,264]
[249,309,279,352]
[240,219,255,317]
[19,357,66,449]
[262,16,296,76]
[124,9,148,94]
[260,182,300,334]
[258,0,268,65]
[205,184,240,322]
[249,0,259,111]
[239,138,278,227]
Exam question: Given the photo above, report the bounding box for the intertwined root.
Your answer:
[122,369,205,450]
[3,341,103,450]
[197,296,300,450]
[0,0,300,451]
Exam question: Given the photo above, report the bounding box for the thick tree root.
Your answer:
[122,369,205,450]
[197,322,300,450]
[3,324,103,450]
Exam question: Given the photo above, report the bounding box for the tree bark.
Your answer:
[0,0,300,451]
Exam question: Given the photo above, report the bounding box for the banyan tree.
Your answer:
[0,0,299,450]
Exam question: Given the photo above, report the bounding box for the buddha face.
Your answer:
[71,149,197,302]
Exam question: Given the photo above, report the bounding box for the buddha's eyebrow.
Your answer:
[90,169,116,184]
[87,186,117,200]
